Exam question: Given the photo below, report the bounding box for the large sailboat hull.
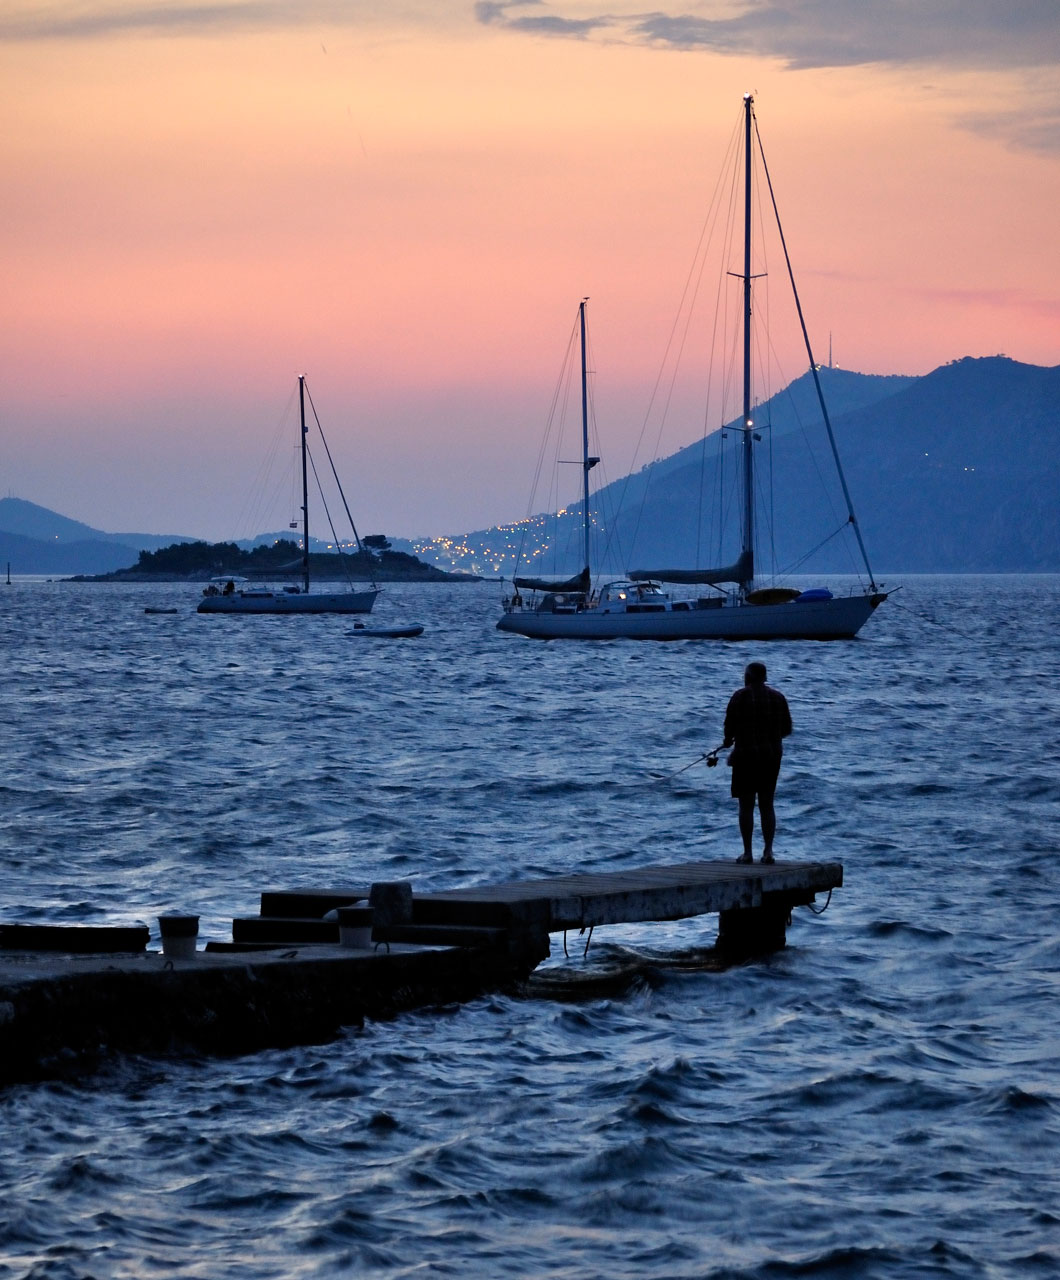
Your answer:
[198,588,379,615]
[497,592,882,641]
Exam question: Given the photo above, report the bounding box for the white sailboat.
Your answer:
[198,376,379,616]
[498,95,888,642]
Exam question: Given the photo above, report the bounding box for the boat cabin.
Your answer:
[596,581,669,614]
[536,591,587,614]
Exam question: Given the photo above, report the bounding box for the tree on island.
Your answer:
[122,536,474,580]
[136,540,242,573]
[135,539,308,573]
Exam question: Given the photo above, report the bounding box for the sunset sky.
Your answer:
[2,1,1059,542]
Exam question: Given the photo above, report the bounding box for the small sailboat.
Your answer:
[198,377,379,616]
[498,95,888,641]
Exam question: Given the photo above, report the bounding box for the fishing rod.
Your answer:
[648,744,726,782]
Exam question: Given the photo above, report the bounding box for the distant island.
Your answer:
[73,537,478,584]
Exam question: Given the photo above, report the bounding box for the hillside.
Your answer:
[0,498,194,575]
[405,357,1059,576]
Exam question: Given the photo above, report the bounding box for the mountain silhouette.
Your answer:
[405,355,1059,576]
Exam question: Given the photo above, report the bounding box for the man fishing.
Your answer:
[722,661,793,864]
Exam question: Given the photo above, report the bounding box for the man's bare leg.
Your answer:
[760,796,776,863]
[736,796,755,862]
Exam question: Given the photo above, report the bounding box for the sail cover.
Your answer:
[628,550,753,587]
[512,566,591,594]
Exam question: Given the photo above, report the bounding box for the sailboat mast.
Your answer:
[579,298,591,579]
[740,93,755,593]
[298,375,310,594]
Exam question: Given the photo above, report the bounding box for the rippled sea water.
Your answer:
[1,575,1058,1279]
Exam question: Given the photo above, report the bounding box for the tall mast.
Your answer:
[740,92,755,594]
[578,296,596,578]
[298,374,310,594]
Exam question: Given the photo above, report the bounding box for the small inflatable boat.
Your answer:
[347,623,424,638]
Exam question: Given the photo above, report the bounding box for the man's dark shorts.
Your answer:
[730,747,782,800]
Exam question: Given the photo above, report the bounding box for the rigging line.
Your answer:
[749,290,774,579]
[586,333,622,575]
[303,384,371,571]
[761,329,845,533]
[694,238,737,571]
[584,322,639,579]
[715,424,725,567]
[645,147,742,571]
[531,314,578,516]
[779,522,850,575]
[753,110,877,590]
[885,592,966,634]
[749,168,782,581]
[515,311,580,577]
[693,431,710,569]
[583,319,602,574]
[768,397,777,581]
[767,403,862,581]
[716,275,744,562]
[547,345,580,576]
[760,316,861,575]
[234,384,300,543]
[689,187,737,571]
[304,444,359,591]
[622,112,744,561]
[714,284,745,567]
[691,211,744,574]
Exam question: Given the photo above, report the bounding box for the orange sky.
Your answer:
[2,2,1059,540]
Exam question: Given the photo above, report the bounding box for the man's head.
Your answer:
[744,661,767,686]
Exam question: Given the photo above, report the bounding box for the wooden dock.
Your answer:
[0,859,841,1084]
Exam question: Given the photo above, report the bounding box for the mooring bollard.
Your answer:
[158,914,199,960]
[368,882,413,929]
[337,905,373,949]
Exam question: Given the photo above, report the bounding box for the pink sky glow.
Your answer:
[2,2,1059,541]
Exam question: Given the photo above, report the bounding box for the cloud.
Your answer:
[475,1,1060,71]
[475,1,1060,153]
[11,1,1059,76]
[0,1,406,41]
[475,0,612,37]
[960,92,1060,156]
[7,2,1059,155]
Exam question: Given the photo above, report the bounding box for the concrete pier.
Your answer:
[417,859,840,957]
[0,859,840,1084]
[0,937,546,1086]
